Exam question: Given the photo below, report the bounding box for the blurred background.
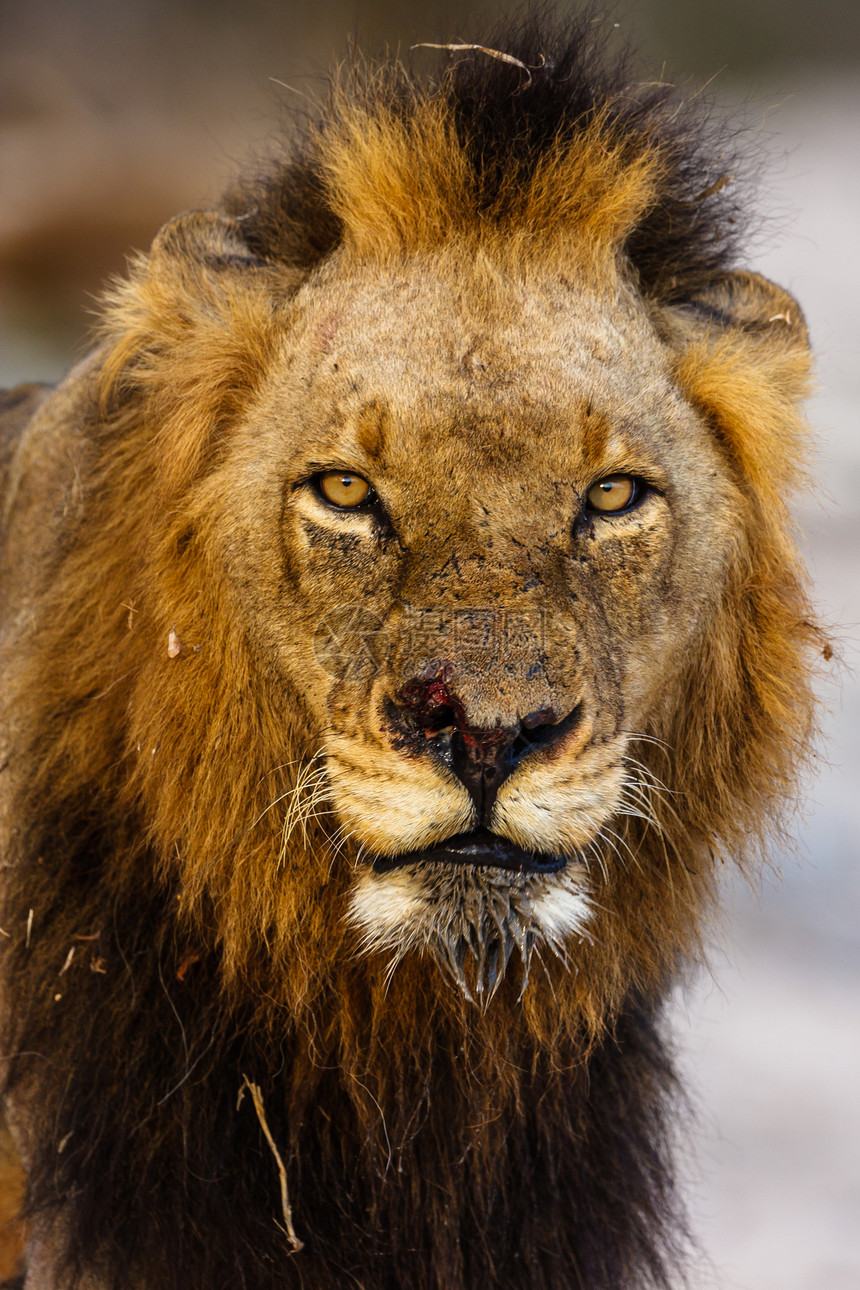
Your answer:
[1,2,858,1286]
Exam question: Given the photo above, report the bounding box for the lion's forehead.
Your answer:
[234,256,734,678]
[265,265,696,498]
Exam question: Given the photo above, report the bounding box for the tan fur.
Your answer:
[0,1117,26,1282]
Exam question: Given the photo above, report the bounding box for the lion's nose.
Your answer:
[449,725,519,824]
[449,708,580,825]
[393,673,581,826]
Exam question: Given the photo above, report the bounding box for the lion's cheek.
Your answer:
[493,749,626,855]
[323,738,474,854]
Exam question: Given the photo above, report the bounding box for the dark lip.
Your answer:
[371,826,566,875]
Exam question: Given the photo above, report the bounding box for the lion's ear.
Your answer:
[660,270,813,509]
[657,270,809,354]
[146,210,275,285]
[99,211,287,490]
[101,210,284,366]
[654,271,819,881]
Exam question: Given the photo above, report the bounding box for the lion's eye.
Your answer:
[586,474,640,514]
[316,471,373,509]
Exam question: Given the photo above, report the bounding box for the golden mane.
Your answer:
[316,95,662,274]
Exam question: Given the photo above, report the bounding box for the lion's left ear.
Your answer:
[654,275,821,895]
[657,270,813,506]
[656,269,809,353]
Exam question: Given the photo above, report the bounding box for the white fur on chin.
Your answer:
[347,860,592,997]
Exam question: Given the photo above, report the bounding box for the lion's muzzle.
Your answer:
[390,669,584,823]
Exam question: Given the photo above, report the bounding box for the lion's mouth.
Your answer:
[372,826,566,874]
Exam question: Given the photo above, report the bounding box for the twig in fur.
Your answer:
[239,1076,304,1253]
[411,43,534,83]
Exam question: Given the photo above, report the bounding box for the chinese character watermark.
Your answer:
[313,605,547,681]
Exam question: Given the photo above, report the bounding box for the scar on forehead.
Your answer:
[355,399,390,459]
[316,313,341,353]
[460,341,492,374]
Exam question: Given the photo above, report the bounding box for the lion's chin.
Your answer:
[348,856,591,1003]
[371,826,567,875]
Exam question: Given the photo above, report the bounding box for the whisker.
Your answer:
[274,751,334,868]
[621,730,674,759]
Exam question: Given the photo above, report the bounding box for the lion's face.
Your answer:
[210,249,737,993]
[2,212,813,1025]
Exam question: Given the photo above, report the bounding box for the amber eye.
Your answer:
[316,471,373,509]
[586,474,639,514]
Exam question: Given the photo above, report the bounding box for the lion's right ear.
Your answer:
[100,209,289,362]
[98,212,293,493]
[102,208,300,345]
[146,211,274,284]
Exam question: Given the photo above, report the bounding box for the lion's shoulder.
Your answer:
[0,384,53,514]
[0,382,52,430]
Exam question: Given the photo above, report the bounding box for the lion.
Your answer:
[0,15,819,1290]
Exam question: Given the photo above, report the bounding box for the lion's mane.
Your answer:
[0,13,818,1290]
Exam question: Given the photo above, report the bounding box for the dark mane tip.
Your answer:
[226,9,752,300]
